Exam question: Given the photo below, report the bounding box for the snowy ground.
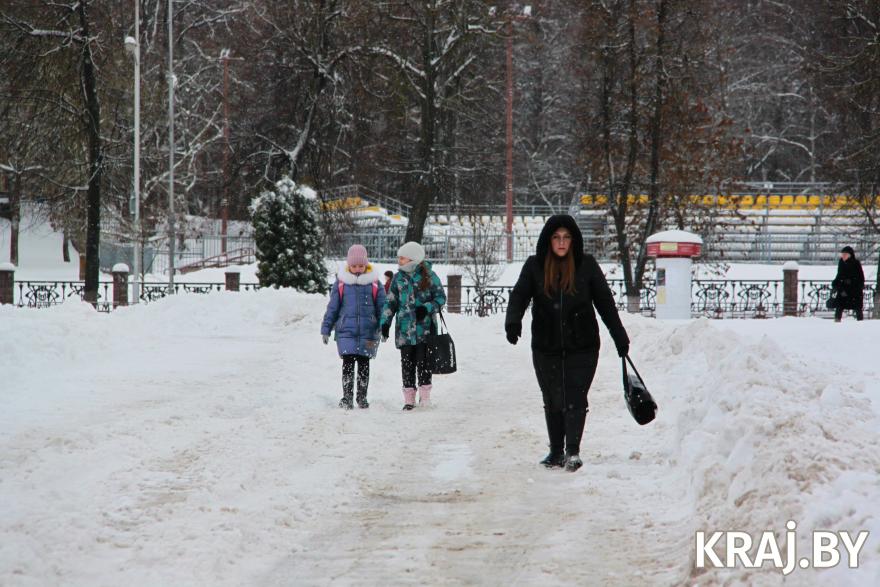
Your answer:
[1,290,878,586]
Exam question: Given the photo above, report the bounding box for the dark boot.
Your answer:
[356,358,370,408]
[540,410,565,468]
[339,394,353,410]
[356,379,369,408]
[564,408,588,470]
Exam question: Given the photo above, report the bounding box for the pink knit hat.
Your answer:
[346,244,369,266]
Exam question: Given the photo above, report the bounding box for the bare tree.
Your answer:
[457,222,504,316]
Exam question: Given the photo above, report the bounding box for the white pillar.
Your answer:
[655,257,693,320]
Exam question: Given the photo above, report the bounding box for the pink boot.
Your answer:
[402,387,416,411]
[418,385,432,407]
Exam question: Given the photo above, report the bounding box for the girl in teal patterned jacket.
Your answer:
[380,241,446,410]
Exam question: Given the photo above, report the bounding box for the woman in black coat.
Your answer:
[832,246,865,322]
[505,215,630,472]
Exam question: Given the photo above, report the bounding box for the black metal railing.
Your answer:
[10,278,874,319]
[11,280,262,311]
[455,279,875,319]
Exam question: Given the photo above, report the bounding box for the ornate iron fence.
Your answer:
[456,279,875,318]
[10,278,874,319]
[11,280,262,311]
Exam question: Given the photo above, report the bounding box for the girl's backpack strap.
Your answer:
[339,281,379,301]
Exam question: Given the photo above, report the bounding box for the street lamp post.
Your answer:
[167,0,176,289]
[505,5,531,263]
[124,5,140,304]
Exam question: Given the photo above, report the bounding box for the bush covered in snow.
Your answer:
[249,177,327,293]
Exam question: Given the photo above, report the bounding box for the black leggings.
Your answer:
[532,351,600,455]
[532,351,600,413]
[400,343,432,388]
[342,355,370,398]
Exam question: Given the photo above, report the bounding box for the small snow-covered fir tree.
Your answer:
[250,177,327,293]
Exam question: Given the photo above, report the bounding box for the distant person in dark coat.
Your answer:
[832,246,865,322]
[505,215,630,472]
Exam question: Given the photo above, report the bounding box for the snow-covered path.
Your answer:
[2,291,878,586]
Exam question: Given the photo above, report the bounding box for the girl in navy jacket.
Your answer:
[321,245,386,409]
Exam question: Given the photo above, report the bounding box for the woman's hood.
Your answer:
[536,215,584,266]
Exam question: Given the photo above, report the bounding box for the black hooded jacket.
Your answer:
[505,215,629,354]
[832,247,865,309]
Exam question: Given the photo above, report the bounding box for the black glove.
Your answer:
[381,323,390,339]
[505,322,521,345]
[612,330,630,358]
[415,306,428,320]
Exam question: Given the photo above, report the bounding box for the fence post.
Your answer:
[447,273,462,314]
[783,261,798,316]
[225,269,241,292]
[112,263,130,308]
[0,262,15,305]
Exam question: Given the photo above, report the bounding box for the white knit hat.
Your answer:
[397,241,425,264]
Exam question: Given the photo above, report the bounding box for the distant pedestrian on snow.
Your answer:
[321,245,386,409]
[380,242,446,410]
[832,246,865,322]
[505,215,630,472]
[383,270,394,294]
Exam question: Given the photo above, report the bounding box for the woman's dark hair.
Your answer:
[543,249,576,298]
[384,270,394,278]
[419,262,431,291]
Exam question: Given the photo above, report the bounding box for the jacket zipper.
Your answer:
[560,288,568,415]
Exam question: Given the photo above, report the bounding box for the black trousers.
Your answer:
[400,343,432,388]
[342,354,370,399]
[532,350,600,456]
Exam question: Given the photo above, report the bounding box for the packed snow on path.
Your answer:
[1,291,878,586]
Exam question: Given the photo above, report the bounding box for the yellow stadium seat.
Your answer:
[793,195,808,208]
[807,196,821,208]
[780,195,795,209]
[754,195,767,208]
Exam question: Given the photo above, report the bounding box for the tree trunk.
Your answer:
[607,0,640,311]
[62,229,71,263]
[405,182,432,243]
[633,0,668,296]
[79,1,102,306]
[405,10,437,245]
[10,174,20,266]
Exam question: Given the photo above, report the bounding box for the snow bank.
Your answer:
[623,315,880,584]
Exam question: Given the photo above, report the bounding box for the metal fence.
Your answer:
[9,280,261,311]
[148,236,256,275]
[11,278,872,320]
[455,279,876,319]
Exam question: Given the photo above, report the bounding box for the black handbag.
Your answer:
[826,290,839,310]
[622,356,657,425]
[427,311,457,375]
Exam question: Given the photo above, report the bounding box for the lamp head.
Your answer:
[124,36,138,55]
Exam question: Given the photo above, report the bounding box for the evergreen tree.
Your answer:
[250,177,327,293]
